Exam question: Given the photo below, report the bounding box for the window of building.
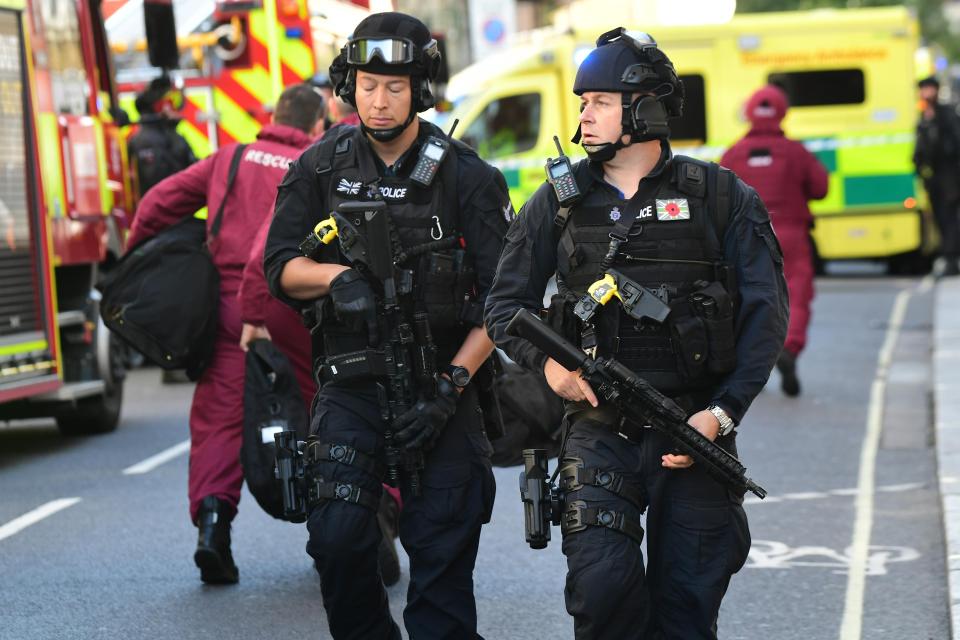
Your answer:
[461,92,541,160]
[767,69,866,107]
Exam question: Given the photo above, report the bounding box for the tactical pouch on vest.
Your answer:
[669,314,708,382]
[688,281,737,374]
[418,250,477,330]
[545,292,580,345]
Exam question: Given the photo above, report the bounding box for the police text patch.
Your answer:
[655,198,690,221]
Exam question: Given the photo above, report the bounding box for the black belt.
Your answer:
[318,349,387,384]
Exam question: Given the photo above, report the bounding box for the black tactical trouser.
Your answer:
[305,383,495,640]
[560,415,751,640]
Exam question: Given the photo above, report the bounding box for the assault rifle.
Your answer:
[304,199,430,495]
[506,309,767,500]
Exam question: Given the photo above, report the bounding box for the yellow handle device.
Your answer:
[313,216,339,244]
[587,273,621,306]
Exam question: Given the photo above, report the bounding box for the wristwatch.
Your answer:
[707,405,735,437]
[443,365,471,389]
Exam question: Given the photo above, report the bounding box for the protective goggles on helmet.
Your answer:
[346,37,436,66]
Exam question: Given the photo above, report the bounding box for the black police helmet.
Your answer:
[329,12,440,113]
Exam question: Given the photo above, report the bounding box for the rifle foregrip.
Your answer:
[505,310,587,373]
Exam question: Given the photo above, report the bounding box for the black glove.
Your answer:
[329,269,379,345]
[392,377,460,451]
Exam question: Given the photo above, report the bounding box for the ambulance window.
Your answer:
[461,93,541,160]
[767,69,865,107]
[672,75,706,143]
[37,0,89,115]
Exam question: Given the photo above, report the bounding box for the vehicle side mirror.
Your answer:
[144,0,179,69]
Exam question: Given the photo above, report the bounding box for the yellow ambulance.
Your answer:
[443,6,930,272]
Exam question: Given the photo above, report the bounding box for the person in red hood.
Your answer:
[127,84,325,584]
[721,84,828,397]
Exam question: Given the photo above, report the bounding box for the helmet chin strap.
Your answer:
[361,104,417,143]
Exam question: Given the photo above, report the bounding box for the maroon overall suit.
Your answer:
[128,124,314,522]
[721,85,828,357]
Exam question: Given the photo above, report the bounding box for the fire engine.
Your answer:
[0,0,132,434]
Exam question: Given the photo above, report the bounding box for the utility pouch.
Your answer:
[474,354,506,441]
[688,281,737,374]
[419,250,474,329]
[670,314,708,382]
[544,293,580,345]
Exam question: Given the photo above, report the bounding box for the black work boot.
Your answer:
[194,496,239,585]
[376,491,401,587]
[777,350,801,397]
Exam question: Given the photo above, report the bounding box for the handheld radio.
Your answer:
[545,136,581,207]
[411,119,459,187]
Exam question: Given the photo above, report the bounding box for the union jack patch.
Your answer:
[655,198,690,221]
[336,178,361,195]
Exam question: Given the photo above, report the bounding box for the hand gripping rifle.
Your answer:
[506,309,767,500]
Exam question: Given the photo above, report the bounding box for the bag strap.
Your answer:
[709,162,734,244]
[209,143,248,239]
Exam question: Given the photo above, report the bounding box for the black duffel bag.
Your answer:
[242,339,309,521]
[98,145,246,379]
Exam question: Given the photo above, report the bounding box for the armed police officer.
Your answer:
[264,12,510,640]
[485,29,788,639]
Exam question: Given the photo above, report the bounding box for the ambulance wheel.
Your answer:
[56,383,123,436]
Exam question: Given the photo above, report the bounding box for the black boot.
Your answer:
[376,491,401,587]
[194,496,239,584]
[777,350,801,397]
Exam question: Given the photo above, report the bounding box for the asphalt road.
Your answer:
[0,275,948,640]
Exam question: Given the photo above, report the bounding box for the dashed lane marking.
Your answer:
[122,439,191,475]
[0,498,82,542]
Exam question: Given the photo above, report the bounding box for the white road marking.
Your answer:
[0,498,82,542]
[743,482,925,505]
[749,540,920,576]
[839,288,910,640]
[122,439,191,475]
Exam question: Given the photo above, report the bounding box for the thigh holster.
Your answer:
[307,479,380,510]
[558,458,647,512]
[304,440,382,511]
[306,439,383,477]
[562,499,645,546]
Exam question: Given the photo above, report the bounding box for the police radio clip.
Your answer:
[411,119,459,187]
[545,135,581,207]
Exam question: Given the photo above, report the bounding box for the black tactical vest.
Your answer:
[314,125,479,361]
[556,156,737,393]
